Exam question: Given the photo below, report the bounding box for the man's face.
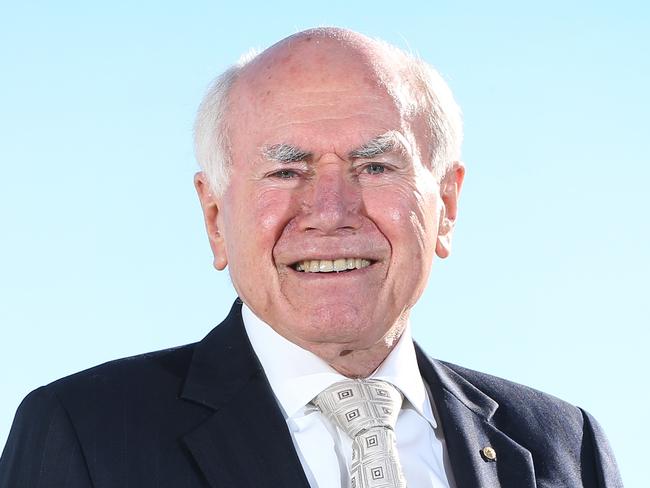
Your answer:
[197,39,462,357]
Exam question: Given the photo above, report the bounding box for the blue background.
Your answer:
[1,2,647,486]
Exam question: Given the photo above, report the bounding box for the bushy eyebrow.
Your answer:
[262,132,402,163]
[348,132,398,159]
[262,144,311,163]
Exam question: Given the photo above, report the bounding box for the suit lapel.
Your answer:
[180,301,310,488]
[416,346,537,488]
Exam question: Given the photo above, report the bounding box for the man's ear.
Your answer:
[435,162,465,259]
[194,172,228,270]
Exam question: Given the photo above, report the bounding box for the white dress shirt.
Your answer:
[242,305,454,488]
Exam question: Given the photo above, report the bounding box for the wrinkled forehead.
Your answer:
[220,34,432,167]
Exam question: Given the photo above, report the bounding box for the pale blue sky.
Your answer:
[1,1,648,486]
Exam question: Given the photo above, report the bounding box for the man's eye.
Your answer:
[270,169,299,179]
[364,163,386,175]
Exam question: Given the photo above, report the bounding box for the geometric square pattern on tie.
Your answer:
[313,379,407,488]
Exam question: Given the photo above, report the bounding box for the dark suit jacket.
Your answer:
[0,300,623,487]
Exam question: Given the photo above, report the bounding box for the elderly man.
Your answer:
[0,28,622,488]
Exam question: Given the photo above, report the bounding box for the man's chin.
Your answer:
[285,311,394,348]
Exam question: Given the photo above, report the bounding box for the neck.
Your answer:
[328,347,395,378]
[243,303,410,378]
[300,322,407,378]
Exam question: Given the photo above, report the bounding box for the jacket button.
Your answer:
[481,446,497,462]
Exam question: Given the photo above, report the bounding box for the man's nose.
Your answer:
[298,162,363,234]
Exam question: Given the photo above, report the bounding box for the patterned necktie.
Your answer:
[313,379,407,488]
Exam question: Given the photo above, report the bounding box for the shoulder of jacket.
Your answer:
[438,359,587,431]
[42,343,196,403]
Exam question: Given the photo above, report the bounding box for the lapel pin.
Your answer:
[481,446,497,462]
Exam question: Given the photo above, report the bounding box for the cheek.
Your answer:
[255,188,298,239]
[387,206,402,223]
[364,184,436,249]
[227,186,298,257]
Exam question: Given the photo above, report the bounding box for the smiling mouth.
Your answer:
[292,258,373,273]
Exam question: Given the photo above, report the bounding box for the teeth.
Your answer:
[319,260,334,272]
[295,258,372,273]
[333,258,347,272]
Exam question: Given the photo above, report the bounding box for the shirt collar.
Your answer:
[242,304,437,428]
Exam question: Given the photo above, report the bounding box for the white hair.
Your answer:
[193,36,463,195]
[407,57,464,181]
[193,49,259,196]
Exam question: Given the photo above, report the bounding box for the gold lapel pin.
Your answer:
[481,446,497,462]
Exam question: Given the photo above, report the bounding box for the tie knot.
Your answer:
[313,379,403,438]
